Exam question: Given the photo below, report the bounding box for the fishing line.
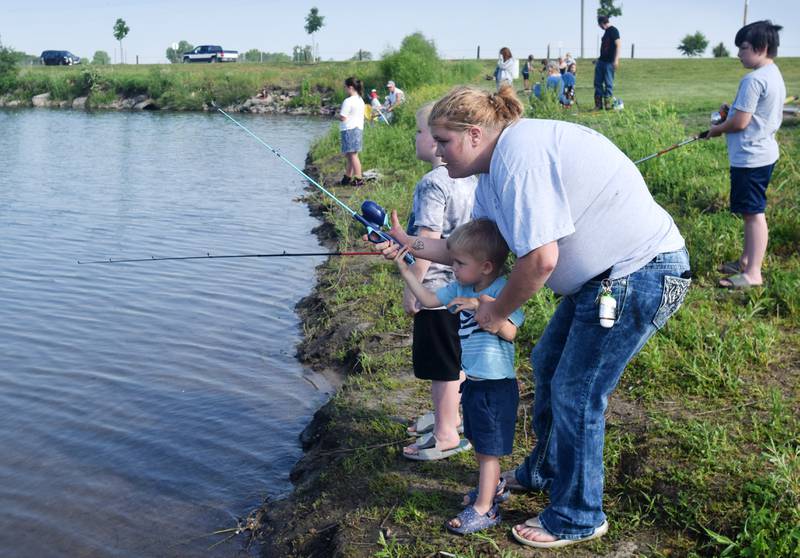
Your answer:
[77,251,380,265]
[212,102,414,264]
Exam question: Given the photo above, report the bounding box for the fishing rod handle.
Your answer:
[353,215,416,265]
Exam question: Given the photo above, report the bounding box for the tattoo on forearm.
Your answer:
[412,239,424,251]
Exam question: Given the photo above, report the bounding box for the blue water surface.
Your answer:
[0,109,333,557]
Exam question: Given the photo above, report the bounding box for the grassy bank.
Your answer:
[3,57,797,111]
[261,58,800,557]
[0,59,482,110]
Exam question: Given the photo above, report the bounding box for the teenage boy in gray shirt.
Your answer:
[708,20,785,289]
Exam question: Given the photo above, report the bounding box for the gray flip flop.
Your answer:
[718,260,742,275]
[403,436,472,461]
[408,412,464,437]
[407,411,435,436]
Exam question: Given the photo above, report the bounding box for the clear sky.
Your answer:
[2,0,798,63]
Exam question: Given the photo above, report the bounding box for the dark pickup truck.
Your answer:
[182,45,238,63]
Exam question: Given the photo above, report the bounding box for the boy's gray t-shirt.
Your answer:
[726,63,786,168]
[407,165,477,291]
[472,119,684,296]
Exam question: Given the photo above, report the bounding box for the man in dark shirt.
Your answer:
[595,15,621,110]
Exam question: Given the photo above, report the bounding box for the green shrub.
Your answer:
[379,33,441,90]
[0,45,20,93]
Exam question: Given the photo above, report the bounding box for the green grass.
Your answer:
[1,59,484,110]
[286,57,800,557]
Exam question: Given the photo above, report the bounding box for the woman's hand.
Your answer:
[474,295,507,334]
[363,209,410,260]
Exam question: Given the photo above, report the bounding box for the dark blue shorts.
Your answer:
[730,164,775,214]
[461,378,518,456]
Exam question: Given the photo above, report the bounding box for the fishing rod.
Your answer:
[77,251,380,265]
[634,107,731,166]
[211,102,414,264]
[633,130,709,165]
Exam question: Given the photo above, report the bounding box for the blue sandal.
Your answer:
[445,504,501,535]
[464,477,510,506]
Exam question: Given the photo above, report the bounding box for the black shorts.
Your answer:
[730,163,775,214]
[461,378,519,456]
[412,309,461,381]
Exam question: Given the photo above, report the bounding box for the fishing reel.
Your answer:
[355,200,415,265]
[711,105,729,125]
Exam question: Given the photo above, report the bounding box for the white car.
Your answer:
[182,45,238,63]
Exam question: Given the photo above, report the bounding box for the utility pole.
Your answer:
[580,0,584,59]
[477,45,480,60]
[743,0,749,26]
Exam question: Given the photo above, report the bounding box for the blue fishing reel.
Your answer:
[354,200,415,265]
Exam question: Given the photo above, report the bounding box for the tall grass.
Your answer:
[304,64,800,556]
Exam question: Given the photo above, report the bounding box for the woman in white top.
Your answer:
[338,77,366,186]
[494,47,515,91]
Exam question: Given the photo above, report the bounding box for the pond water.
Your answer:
[0,109,333,557]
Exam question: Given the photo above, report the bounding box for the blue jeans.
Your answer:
[594,60,615,98]
[514,249,691,539]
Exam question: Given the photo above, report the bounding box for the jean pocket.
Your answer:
[652,275,691,329]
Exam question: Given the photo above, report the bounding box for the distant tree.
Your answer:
[678,31,709,57]
[597,0,622,18]
[92,51,110,65]
[350,50,373,61]
[712,42,730,58]
[262,52,291,63]
[293,45,313,63]
[166,40,194,63]
[243,48,262,63]
[113,18,130,63]
[304,7,325,62]
[243,49,291,63]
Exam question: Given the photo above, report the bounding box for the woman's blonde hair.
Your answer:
[428,85,523,132]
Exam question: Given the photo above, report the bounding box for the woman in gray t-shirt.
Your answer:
[375,85,691,548]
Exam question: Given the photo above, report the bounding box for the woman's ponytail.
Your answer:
[429,85,523,131]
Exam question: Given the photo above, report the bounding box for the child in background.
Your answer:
[338,77,365,186]
[393,219,524,534]
[522,55,534,92]
[707,20,785,289]
[368,89,387,124]
[561,63,576,106]
[534,61,564,102]
[403,103,477,461]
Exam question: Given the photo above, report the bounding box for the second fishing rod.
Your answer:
[212,102,414,265]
